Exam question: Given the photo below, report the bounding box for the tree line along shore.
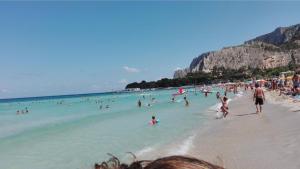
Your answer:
[126,64,300,89]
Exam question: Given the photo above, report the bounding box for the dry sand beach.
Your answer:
[189,90,300,169]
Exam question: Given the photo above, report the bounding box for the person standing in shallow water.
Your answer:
[216,92,220,99]
[220,96,229,118]
[138,100,142,108]
[253,83,265,113]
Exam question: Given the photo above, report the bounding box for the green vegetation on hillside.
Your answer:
[125,64,299,89]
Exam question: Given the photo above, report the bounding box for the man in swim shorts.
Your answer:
[253,83,265,113]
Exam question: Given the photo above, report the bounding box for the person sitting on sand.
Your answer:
[95,155,224,169]
[253,83,265,113]
[220,96,229,118]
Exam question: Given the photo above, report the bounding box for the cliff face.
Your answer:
[245,24,300,46]
[174,24,300,78]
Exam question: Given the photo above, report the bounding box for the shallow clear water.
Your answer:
[0,89,226,169]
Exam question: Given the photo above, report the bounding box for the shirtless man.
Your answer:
[253,83,265,113]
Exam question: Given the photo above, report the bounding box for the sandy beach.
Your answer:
[188,90,300,169]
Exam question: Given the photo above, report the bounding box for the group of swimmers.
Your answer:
[137,96,156,108]
[16,107,29,115]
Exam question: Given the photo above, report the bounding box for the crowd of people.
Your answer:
[271,74,300,97]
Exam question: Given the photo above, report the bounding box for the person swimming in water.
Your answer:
[138,100,142,108]
[150,116,158,125]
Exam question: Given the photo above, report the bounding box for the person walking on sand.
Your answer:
[253,83,265,113]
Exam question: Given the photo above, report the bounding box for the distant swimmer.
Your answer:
[149,116,159,125]
[216,92,220,99]
[25,107,29,113]
[151,98,156,103]
[205,92,208,97]
[171,97,175,102]
[105,105,110,109]
[16,110,20,115]
[138,100,142,108]
[99,105,103,109]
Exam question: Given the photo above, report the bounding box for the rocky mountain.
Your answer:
[174,24,300,79]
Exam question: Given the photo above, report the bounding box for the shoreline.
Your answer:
[186,90,300,169]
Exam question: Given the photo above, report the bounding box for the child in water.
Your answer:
[150,116,158,125]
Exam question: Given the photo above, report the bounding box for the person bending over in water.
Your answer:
[220,96,229,118]
[95,155,224,169]
[253,83,265,113]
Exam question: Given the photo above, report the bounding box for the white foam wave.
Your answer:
[135,146,155,156]
[168,135,195,155]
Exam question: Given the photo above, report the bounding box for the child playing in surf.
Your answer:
[150,116,158,125]
[220,96,229,118]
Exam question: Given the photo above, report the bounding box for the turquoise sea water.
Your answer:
[0,88,226,169]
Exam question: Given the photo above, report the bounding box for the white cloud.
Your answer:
[123,66,140,73]
[119,79,128,84]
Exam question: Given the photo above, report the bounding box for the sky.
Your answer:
[0,1,300,98]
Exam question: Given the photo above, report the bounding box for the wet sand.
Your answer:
[189,90,300,169]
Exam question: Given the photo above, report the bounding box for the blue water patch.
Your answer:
[0,88,226,169]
